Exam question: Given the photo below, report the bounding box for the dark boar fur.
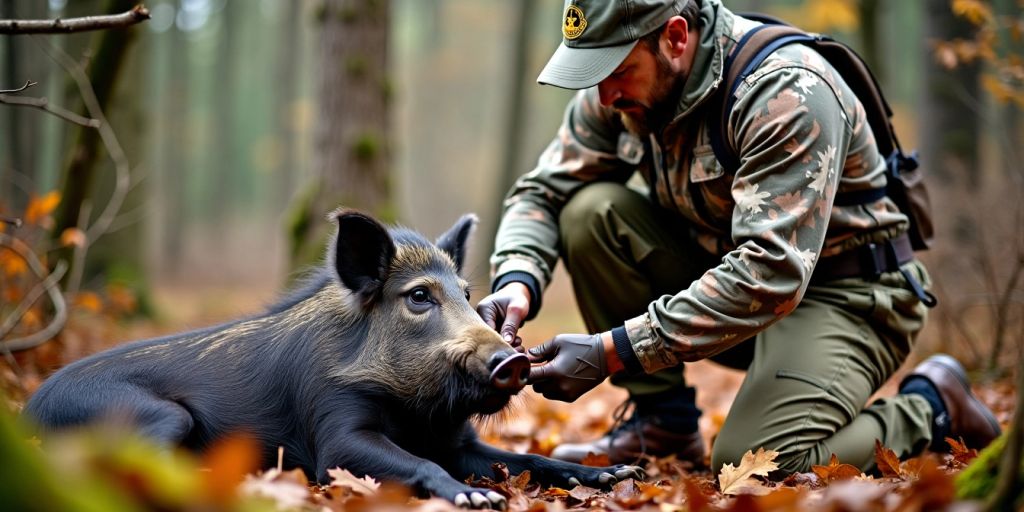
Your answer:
[24,210,642,509]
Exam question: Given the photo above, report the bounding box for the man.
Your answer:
[476,0,1000,474]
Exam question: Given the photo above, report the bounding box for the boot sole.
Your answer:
[922,354,1002,440]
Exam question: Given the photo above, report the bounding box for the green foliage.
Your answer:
[313,2,328,25]
[338,6,359,24]
[345,56,369,79]
[352,133,380,163]
[955,432,1022,504]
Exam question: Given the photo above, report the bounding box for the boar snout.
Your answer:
[488,352,529,392]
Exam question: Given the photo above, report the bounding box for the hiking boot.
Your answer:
[899,354,1001,450]
[550,400,706,466]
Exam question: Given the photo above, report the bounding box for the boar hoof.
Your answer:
[598,472,617,485]
[568,477,581,487]
[614,465,646,480]
[487,491,507,510]
[454,491,507,510]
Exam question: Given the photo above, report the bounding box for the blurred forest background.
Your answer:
[0,0,1022,396]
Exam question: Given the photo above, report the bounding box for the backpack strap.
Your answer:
[709,20,905,180]
[709,23,815,174]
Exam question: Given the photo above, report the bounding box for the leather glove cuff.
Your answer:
[492,271,542,321]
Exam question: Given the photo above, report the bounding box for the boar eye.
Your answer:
[409,287,432,305]
[464,290,471,301]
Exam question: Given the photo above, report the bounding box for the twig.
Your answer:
[66,201,91,295]
[34,36,132,270]
[0,216,22,228]
[0,5,150,35]
[0,80,36,94]
[0,233,68,352]
[0,92,101,128]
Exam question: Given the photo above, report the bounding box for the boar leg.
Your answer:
[316,430,507,510]
[454,439,646,489]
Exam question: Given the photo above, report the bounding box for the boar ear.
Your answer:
[435,213,478,275]
[331,209,395,304]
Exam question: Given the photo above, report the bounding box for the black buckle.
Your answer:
[861,242,884,278]
[861,240,900,279]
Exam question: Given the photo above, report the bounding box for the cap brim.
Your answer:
[537,40,638,90]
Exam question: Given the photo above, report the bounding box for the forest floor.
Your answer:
[1,274,1018,511]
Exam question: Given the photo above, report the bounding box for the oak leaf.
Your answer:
[240,468,311,509]
[718,447,779,495]
[945,436,978,467]
[580,451,611,467]
[682,476,711,511]
[810,453,861,484]
[873,439,902,479]
[328,467,380,495]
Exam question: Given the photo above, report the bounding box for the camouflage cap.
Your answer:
[538,0,686,90]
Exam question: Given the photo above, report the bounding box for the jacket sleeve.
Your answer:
[490,88,636,313]
[621,64,852,372]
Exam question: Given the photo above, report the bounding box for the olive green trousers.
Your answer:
[558,182,934,474]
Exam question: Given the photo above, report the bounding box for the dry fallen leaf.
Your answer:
[73,292,103,313]
[718,447,779,495]
[945,436,978,467]
[580,452,611,467]
[240,468,311,510]
[810,453,862,484]
[24,191,60,225]
[873,439,903,479]
[328,467,380,496]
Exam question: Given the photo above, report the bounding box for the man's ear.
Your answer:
[664,16,689,58]
[435,214,478,275]
[330,209,395,306]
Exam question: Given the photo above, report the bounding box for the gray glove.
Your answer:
[527,333,608,402]
[475,285,530,348]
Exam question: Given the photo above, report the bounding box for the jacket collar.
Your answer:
[670,0,734,120]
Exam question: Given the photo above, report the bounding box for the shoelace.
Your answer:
[606,398,647,462]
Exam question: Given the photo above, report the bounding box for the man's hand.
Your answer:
[528,333,614,402]
[476,282,531,348]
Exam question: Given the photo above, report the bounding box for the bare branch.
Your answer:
[0,80,36,94]
[0,216,22,228]
[34,36,132,269]
[0,92,101,128]
[0,5,150,35]
[0,233,68,352]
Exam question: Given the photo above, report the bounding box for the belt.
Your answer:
[810,233,937,307]
[811,233,914,283]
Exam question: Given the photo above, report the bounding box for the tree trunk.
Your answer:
[273,0,301,210]
[209,0,239,227]
[919,0,981,189]
[1,0,48,211]
[857,0,882,84]
[85,23,151,314]
[151,0,190,278]
[482,0,535,286]
[51,0,143,261]
[290,0,392,267]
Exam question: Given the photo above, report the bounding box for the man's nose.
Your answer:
[597,81,620,107]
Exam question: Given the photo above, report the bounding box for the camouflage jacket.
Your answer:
[490,0,909,373]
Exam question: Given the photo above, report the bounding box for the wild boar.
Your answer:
[24,209,643,509]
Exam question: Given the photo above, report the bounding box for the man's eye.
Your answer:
[410,288,431,304]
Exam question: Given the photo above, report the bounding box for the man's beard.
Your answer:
[616,51,687,137]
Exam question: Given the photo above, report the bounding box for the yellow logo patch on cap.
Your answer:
[563,5,587,40]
